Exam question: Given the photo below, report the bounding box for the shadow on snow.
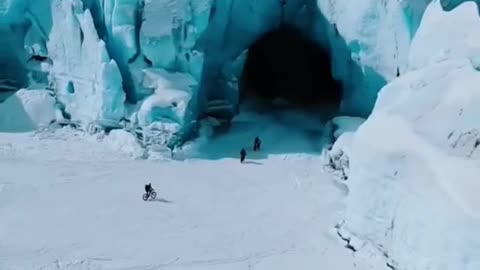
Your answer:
[148,198,173,203]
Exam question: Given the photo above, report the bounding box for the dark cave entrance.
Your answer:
[239,25,343,114]
[191,26,344,159]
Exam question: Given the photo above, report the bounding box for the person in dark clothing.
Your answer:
[253,136,262,151]
[240,148,247,163]
[145,183,153,197]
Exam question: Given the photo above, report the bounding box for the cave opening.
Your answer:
[191,26,344,159]
[239,26,343,115]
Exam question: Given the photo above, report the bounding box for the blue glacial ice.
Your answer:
[1,0,473,145]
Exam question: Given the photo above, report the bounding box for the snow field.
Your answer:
[0,129,386,270]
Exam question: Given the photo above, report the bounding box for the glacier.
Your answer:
[2,0,480,269]
[327,1,480,269]
[0,0,431,144]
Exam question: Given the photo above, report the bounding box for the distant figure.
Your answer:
[145,183,153,197]
[253,136,262,151]
[143,183,157,201]
[240,148,247,163]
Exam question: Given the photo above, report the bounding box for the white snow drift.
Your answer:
[0,127,388,270]
[328,2,480,269]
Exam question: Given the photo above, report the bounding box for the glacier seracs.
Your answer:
[47,0,125,128]
[137,68,196,128]
[2,0,436,140]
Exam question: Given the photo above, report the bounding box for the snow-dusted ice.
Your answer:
[327,2,480,269]
[0,89,56,132]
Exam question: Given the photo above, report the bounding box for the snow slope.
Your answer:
[0,128,386,270]
[327,2,480,269]
[337,60,480,270]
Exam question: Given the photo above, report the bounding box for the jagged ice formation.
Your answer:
[0,0,440,143]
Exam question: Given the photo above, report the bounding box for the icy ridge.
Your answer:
[327,1,480,269]
[47,0,125,127]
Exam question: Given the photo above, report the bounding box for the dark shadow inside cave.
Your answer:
[239,25,343,112]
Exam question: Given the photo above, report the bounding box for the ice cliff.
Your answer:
[327,1,480,269]
[0,0,433,143]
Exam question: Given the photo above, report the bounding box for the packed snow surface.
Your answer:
[0,126,387,270]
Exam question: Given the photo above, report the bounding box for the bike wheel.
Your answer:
[142,193,149,201]
[150,191,157,200]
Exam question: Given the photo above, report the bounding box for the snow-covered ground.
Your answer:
[0,118,386,270]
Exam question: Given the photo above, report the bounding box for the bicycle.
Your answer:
[142,188,157,201]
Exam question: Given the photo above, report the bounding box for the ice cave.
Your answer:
[199,0,370,122]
